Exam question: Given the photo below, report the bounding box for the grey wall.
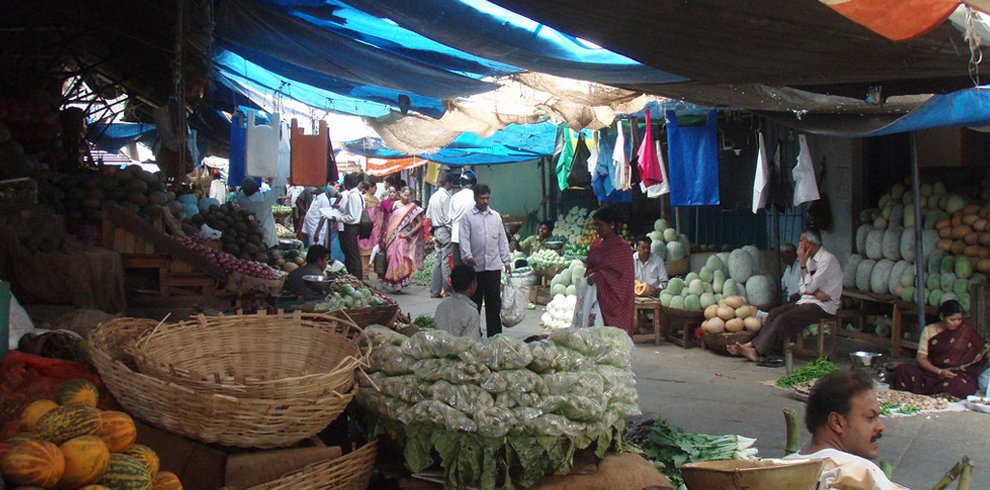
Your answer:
[806,134,864,265]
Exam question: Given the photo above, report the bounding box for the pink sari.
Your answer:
[358,204,384,252]
[381,202,424,292]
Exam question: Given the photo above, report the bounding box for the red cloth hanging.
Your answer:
[637,112,663,188]
[290,119,329,186]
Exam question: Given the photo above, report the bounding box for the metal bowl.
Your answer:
[849,351,883,368]
[543,240,564,250]
[302,275,333,289]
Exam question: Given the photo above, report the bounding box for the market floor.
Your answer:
[384,281,990,489]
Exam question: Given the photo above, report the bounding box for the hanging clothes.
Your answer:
[586,131,598,175]
[592,127,615,199]
[611,120,631,191]
[792,134,821,207]
[227,112,247,186]
[424,162,441,186]
[245,111,280,178]
[326,137,339,184]
[273,123,291,189]
[566,133,592,188]
[637,112,663,195]
[752,132,771,214]
[654,140,670,196]
[665,110,720,206]
[554,126,577,191]
[290,119,329,186]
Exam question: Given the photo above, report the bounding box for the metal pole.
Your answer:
[910,134,926,337]
[0,282,10,357]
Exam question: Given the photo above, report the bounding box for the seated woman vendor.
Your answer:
[891,299,989,398]
[518,220,555,255]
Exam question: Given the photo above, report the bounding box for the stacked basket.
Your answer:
[88,311,377,488]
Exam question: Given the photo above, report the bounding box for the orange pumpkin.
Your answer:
[153,471,183,490]
[20,400,59,432]
[123,444,159,478]
[55,379,100,407]
[78,486,112,490]
[59,435,111,488]
[0,439,65,487]
[98,411,138,453]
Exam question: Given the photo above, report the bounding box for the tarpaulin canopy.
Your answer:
[87,123,158,153]
[341,122,558,166]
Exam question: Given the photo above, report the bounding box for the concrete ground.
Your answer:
[384,280,990,490]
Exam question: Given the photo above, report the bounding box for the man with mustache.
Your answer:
[784,371,907,489]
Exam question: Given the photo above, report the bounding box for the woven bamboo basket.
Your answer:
[245,440,377,490]
[89,318,356,448]
[702,330,758,355]
[664,258,690,277]
[321,304,400,328]
[128,311,367,399]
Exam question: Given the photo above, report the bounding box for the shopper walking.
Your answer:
[427,172,454,297]
[459,184,511,337]
[338,173,365,279]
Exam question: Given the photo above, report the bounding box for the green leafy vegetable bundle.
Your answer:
[628,420,758,489]
[775,357,839,388]
[358,327,640,489]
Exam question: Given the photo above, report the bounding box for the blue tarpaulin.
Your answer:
[859,85,990,137]
[87,123,158,153]
[340,122,558,165]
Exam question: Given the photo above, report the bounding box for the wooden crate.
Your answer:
[972,283,990,340]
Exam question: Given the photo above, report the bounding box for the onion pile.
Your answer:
[175,236,282,280]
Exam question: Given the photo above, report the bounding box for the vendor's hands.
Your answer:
[797,241,808,265]
[939,368,958,379]
[813,290,831,302]
[586,272,596,285]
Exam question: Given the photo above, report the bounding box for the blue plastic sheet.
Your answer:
[666,110,720,206]
[87,123,157,153]
[861,85,990,137]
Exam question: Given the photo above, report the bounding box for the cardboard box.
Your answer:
[135,421,341,489]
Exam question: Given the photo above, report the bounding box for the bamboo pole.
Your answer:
[957,456,973,490]
[783,408,800,455]
[930,459,965,490]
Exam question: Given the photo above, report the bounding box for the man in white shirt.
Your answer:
[780,243,802,303]
[427,172,454,298]
[301,183,342,247]
[633,236,667,295]
[338,173,366,279]
[783,372,907,490]
[448,170,477,267]
[459,184,511,337]
[209,173,227,202]
[730,228,842,362]
[234,177,281,249]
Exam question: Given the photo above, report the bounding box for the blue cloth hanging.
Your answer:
[592,127,615,199]
[228,113,247,185]
[665,110,720,206]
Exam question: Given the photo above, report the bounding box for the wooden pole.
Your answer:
[910,133,926,336]
[0,282,10,357]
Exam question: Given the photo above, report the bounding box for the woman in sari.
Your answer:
[358,183,384,253]
[381,187,425,292]
[892,299,988,398]
[585,207,634,335]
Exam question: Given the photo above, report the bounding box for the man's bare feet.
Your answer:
[726,343,741,356]
[737,343,760,362]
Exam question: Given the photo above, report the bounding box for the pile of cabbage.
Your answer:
[646,219,691,261]
[661,247,777,310]
[542,294,576,330]
[358,326,639,489]
[527,248,570,270]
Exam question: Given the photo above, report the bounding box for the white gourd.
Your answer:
[745,275,774,307]
[722,278,738,296]
[728,249,754,283]
[882,227,902,261]
[713,269,726,293]
[651,240,667,259]
[899,228,915,264]
[666,241,686,261]
[700,292,716,308]
[888,261,911,295]
[870,259,895,295]
[706,254,724,272]
[888,204,904,228]
[864,230,884,260]
[855,224,873,255]
[844,255,864,289]
[921,229,939,257]
[856,259,877,292]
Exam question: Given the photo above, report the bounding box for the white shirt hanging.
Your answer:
[273,123,291,189]
[752,132,770,214]
[792,134,821,207]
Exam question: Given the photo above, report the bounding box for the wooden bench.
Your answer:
[787,316,838,360]
[633,298,663,346]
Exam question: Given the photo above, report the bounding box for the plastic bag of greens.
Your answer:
[355,390,410,421]
[549,326,633,368]
[558,395,606,422]
[459,335,534,371]
[377,374,430,404]
[607,399,642,419]
[480,369,546,394]
[527,340,592,373]
[402,330,476,360]
[368,345,414,375]
[402,400,478,432]
[543,371,604,397]
[412,358,492,385]
[588,365,637,403]
[475,406,518,438]
[428,380,494,413]
[525,414,584,437]
[361,324,406,349]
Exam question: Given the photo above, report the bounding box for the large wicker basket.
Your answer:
[702,330,758,355]
[245,440,377,490]
[317,304,400,328]
[89,317,356,448]
[128,311,367,399]
[665,258,690,277]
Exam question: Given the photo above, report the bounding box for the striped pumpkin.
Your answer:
[152,471,183,490]
[20,400,59,432]
[96,454,153,490]
[35,404,102,445]
[78,486,112,490]
[98,411,138,453]
[5,432,38,445]
[54,379,100,407]
[0,439,65,487]
[122,444,160,478]
[59,435,111,488]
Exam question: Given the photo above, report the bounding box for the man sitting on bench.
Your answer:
[729,228,842,363]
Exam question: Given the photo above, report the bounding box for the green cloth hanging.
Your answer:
[554,126,576,191]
